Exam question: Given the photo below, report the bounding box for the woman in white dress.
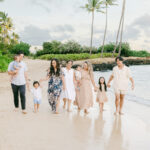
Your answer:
[62,60,76,112]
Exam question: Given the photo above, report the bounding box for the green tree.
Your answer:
[0,12,13,44]
[43,42,53,53]
[11,42,30,56]
[101,0,117,57]
[62,40,82,54]
[82,0,104,55]
[11,32,19,45]
[50,40,62,54]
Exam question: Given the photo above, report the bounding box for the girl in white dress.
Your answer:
[62,60,76,112]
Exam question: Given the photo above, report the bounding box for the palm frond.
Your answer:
[96,10,105,13]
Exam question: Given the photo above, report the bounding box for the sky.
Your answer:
[0,0,150,51]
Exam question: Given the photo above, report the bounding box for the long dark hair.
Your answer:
[98,77,107,91]
[49,58,60,76]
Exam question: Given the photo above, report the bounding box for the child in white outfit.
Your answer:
[31,81,42,113]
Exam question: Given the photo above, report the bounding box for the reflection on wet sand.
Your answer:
[69,111,128,150]
[71,111,93,149]
[94,114,105,139]
[105,116,127,150]
[93,113,106,150]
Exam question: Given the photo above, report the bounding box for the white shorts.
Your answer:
[114,88,127,95]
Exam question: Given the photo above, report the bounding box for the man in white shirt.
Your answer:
[107,57,134,115]
[8,52,29,114]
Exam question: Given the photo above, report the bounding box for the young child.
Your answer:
[74,65,81,109]
[10,55,21,81]
[96,77,108,113]
[31,81,42,113]
[75,65,81,81]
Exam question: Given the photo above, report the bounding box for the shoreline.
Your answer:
[73,57,150,71]
[1,57,150,73]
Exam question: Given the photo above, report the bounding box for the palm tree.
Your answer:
[112,0,126,57]
[82,0,104,55]
[0,12,13,44]
[118,0,126,56]
[101,0,117,58]
[11,32,19,44]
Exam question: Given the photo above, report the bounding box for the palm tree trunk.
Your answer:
[90,10,94,55]
[101,4,108,58]
[112,0,125,57]
[118,0,126,56]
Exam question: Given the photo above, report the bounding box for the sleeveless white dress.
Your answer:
[61,68,76,101]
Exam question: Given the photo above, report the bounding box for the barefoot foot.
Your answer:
[100,110,103,113]
[119,112,124,115]
[14,108,19,112]
[84,109,89,114]
[67,109,72,112]
[114,112,119,115]
[22,111,27,114]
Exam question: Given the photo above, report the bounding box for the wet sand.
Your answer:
[0,59,150,150]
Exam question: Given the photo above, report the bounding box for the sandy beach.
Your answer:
[0,58,150,150]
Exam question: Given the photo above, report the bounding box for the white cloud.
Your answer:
[0,0,150,50]
[19,25,51,45]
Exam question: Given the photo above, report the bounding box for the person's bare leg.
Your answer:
[67,99,72,112]
[37,104,40,112]
[56,99,60,114]
[34,104,37,113]
[119,94,125,115]
[78,107,80,111]
[63,98,67,109]
[100,103,103,113]
[84,109,89,114]
[114,94,120,115]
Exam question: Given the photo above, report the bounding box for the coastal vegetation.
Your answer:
[0,11,29,72]
[0,0,150,72]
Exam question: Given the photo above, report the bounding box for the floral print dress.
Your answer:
[48,71,64,112]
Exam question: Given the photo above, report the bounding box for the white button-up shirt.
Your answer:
[112,65,132,90]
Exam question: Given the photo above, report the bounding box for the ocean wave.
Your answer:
[108,89,150,107]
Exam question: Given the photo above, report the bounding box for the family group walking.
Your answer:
[8,51,134,115]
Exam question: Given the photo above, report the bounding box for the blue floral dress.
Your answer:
[48,71,64,112]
